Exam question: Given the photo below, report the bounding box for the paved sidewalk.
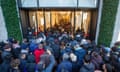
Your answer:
[0,6,8,42]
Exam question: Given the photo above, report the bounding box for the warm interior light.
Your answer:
[32,15,35,22]
[32,15,37,32]
[41,18,44,25]
[83,12,88,21]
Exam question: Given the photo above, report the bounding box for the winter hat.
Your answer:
[80,39,88,45]
[63,53,69,60]
[70,53,77,62]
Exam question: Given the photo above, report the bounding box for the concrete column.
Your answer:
[95,0,103,44]
[0,6,8,42]
[111,0,120,47]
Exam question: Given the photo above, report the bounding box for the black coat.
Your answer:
[80,63,95,72]
[0,61,11,72]
[26,54,36,72]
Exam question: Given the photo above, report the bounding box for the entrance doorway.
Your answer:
[20,9,97,40]
[28,10,91,34]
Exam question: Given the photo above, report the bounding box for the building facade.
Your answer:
[18,0,100,41]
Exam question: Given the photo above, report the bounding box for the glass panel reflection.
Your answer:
[45,12,51,30]
[37,11,44,32]
[75,11,91,35]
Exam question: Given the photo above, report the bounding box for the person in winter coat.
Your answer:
[34,43,45,64]
[29,40,38,52]
[19,53,27,72]
[10,59,20,72]
[80,54,95,72]
[21,38,29,49]
[36,48,55,72]
[0,44,12,72]
[57,53,72,72]
[60,41,66,57]
[73,44,86,72]
[91,52,103,70]
[50,42,60,61]
[12,40,20,49]
[26,52,36,72]
[111,54,120,72]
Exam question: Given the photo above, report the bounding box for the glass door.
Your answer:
[75,11,91,36]
[28,10,91,36]
[51,11,73,32]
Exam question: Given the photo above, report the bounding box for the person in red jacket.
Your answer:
[34,43,45,64]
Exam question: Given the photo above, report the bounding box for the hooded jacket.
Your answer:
[36,55,55,72]
[57,60,72,72]
[26,54,36,72]
[80,63,95,72]
[74,47,86,67]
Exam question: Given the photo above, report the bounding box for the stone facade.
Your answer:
[0,6,8,41]
[111,0,120,46]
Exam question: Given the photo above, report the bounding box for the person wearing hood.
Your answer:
[73,44,86,71]
[19,53,27,72]
[57,53,72,72]
[0,44,12,72]
[80,54,95,72]
[36,48,55,72]
[26,52,36,72]
[29,40,38,52]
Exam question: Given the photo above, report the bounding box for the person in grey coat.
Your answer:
[80,54,95,72]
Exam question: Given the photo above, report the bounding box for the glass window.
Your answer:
[36,11,44,32]
[39,0,77,7]
[45,12,51,30]
[82,11,91,34]
[51,11,72,32]
[29,11,37,32]
[75,11,91,35]
[75,11,83,30]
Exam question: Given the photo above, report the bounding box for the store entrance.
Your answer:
[20,9,98,40]
[50,11,72,32]
[28,10,91,35]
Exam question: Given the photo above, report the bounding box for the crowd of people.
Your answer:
[0,30,120,72]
